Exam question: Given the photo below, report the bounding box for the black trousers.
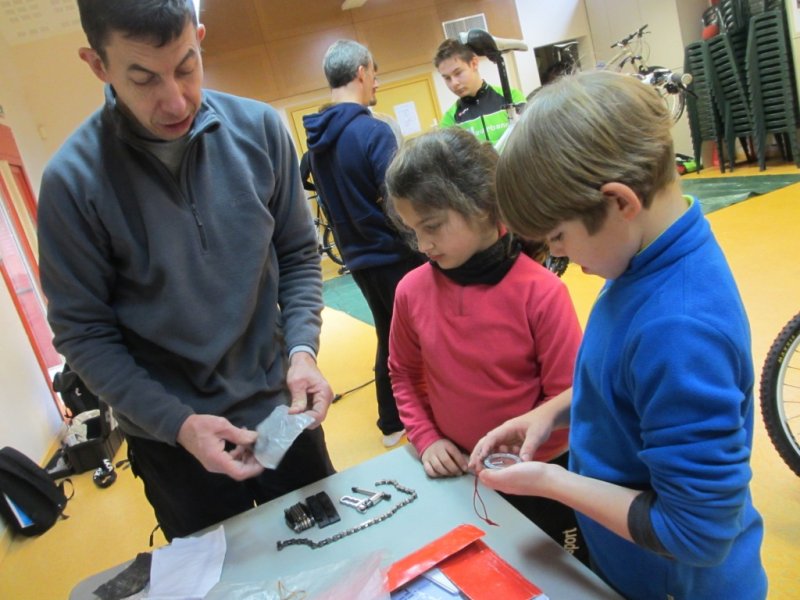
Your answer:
[502,452,591,567]
[350,255,424,435]
[126,426,335,541]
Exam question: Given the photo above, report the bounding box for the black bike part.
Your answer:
[759,312,800,476]
[545,255,569,278]
[322,223,345,266]
[461,29,513,106]
[305,491,340,528]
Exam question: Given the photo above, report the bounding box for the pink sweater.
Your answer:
[389,255,581,460]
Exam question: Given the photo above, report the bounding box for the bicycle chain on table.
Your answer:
[276,479,417,550]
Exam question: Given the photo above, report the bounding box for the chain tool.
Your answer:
[276,480,417,550]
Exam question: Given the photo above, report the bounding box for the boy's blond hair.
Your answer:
[496,70,676,239]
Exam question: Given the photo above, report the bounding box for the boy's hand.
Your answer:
[286,351,333,426]
[478,460,555,496]
[177,414,263,481]
[421,439,469,478]
[469,412,551,472]
[470,390,571,472]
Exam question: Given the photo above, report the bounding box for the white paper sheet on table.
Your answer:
[147,525,226,599]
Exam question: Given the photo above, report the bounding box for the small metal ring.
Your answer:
[483,452,522,470]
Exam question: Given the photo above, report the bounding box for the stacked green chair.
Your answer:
[745,9,800,169]
[719,0,750,65]
[747,0,784,14]
[685,41,726,172]
[705,32,757,170]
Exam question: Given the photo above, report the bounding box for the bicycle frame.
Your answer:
[604,24,649,73]
[601,24,691,123]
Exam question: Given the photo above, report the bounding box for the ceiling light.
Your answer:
[341,0,368,10]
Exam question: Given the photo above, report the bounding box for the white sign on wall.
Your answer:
[394,102,422,137]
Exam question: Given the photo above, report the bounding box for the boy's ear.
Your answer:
[600,182,642,221]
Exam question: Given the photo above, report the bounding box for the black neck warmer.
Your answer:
[433,232,520,286]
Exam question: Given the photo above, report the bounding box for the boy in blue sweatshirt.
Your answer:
[470,71,767,599]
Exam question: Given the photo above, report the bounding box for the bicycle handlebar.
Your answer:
[611,23,649,48]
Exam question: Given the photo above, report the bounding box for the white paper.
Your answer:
[147,525,226,599]
[393,102,422,136]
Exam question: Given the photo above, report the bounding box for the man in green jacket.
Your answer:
[434,38,525,147]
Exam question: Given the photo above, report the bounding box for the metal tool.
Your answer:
[339,486,391,512]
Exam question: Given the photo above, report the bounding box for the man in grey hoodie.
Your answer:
[38,0,334,541]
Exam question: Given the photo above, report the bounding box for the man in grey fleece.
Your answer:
[37,0,334,541]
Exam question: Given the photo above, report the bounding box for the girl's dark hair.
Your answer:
[78,0,197,62]
[385,127,499,228]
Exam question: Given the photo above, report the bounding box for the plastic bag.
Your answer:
[63,409,101,446]
[205,549,389,600]
[253,405,315,469]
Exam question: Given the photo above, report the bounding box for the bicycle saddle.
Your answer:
[459,29,527,64]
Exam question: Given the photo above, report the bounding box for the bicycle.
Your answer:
[300,151,347,271]
[602,24,692,123]
[759,311,800,476]
[311,191,346,270]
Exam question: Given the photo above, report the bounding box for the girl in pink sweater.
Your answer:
[385,127,587,562]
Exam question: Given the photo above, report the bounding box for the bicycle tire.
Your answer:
[663,89,686,123]
[545,255,569,278]
[322,224,345,266]
[759,311,800,476]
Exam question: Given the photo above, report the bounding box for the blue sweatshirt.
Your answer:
[38,87,322,444]
[303,103,414,271]
[571,199,767,599]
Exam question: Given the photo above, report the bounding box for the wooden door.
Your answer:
[287,72,442,153]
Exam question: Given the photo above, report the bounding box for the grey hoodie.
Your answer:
[38,87,322,443]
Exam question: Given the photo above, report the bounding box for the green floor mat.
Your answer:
[322,273,373,326]
[682,174,800,214]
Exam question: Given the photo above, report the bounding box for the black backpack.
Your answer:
[0,446,70,536]
[52,363,100,417]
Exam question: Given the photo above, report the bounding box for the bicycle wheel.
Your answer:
[322,224,345,266]
[662,89,686,123]
[759,312,800,476]
[545,255,569,278]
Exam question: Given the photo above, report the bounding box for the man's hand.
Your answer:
[421,439,469,478]
[177,414,263,481]
[286,351,333,426]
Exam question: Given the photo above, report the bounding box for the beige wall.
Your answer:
[0,34,50,196]
[785,0,800,102]
[515,0,595,92]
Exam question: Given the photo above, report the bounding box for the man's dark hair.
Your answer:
[433,38,475,68]
[77,0,197,63]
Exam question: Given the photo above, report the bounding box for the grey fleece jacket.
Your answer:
[38,86,323,444]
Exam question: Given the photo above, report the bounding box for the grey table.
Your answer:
[71,445,622,598]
